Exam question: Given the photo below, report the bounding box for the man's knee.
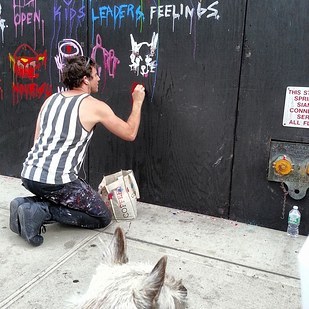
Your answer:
[97,211,112,228]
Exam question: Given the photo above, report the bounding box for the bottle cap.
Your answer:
[293,206,298,210]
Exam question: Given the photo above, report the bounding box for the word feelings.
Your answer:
[150,2,220,33]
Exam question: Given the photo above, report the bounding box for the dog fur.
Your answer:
[80,227,187,309]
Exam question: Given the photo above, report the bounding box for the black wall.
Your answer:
[0,0,308,235]
[230,1,309,235]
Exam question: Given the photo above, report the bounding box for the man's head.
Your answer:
[61,55,96,90]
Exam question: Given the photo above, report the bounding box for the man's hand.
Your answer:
[132,84,145,105]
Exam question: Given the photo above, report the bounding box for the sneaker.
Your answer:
[18,202,52,247]
[10,196,41,234]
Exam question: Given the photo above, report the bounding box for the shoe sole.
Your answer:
[10,196,42,234]
[9,197,27,234]
[18,203,44,247]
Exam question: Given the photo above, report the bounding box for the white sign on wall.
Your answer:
[283,86,309,128]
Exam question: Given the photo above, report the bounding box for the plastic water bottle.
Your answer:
[287,206,301,237]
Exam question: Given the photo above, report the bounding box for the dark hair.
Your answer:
[61,55,96,89]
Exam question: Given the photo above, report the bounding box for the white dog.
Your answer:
[80,227,187,308]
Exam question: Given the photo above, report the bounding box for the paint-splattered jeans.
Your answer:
[21,177,112,229]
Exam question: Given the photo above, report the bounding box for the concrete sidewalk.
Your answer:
[0,175,306,309]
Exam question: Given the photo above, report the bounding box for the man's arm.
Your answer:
[33,100,48,145]
[33,114,41,144]
[92,84,145,141]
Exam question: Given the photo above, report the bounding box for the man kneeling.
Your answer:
[10,55,145,246]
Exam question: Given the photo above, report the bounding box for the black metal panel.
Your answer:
[230,0,309,235]
[87,0,246,216]
[5,1,307,235]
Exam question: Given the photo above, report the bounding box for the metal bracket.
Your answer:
[267,140,309,200]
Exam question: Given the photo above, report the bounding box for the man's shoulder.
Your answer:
[83,95,107,107]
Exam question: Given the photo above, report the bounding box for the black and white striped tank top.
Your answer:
[21,92,93,184]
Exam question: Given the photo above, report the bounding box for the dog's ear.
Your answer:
[135,256,167,306]
[103,227,128,264]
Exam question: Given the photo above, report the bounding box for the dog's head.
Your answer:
[80,227,187,309]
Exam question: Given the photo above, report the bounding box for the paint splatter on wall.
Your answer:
[0,1,221,104]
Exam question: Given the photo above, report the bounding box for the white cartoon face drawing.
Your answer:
[129,32,158,77]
